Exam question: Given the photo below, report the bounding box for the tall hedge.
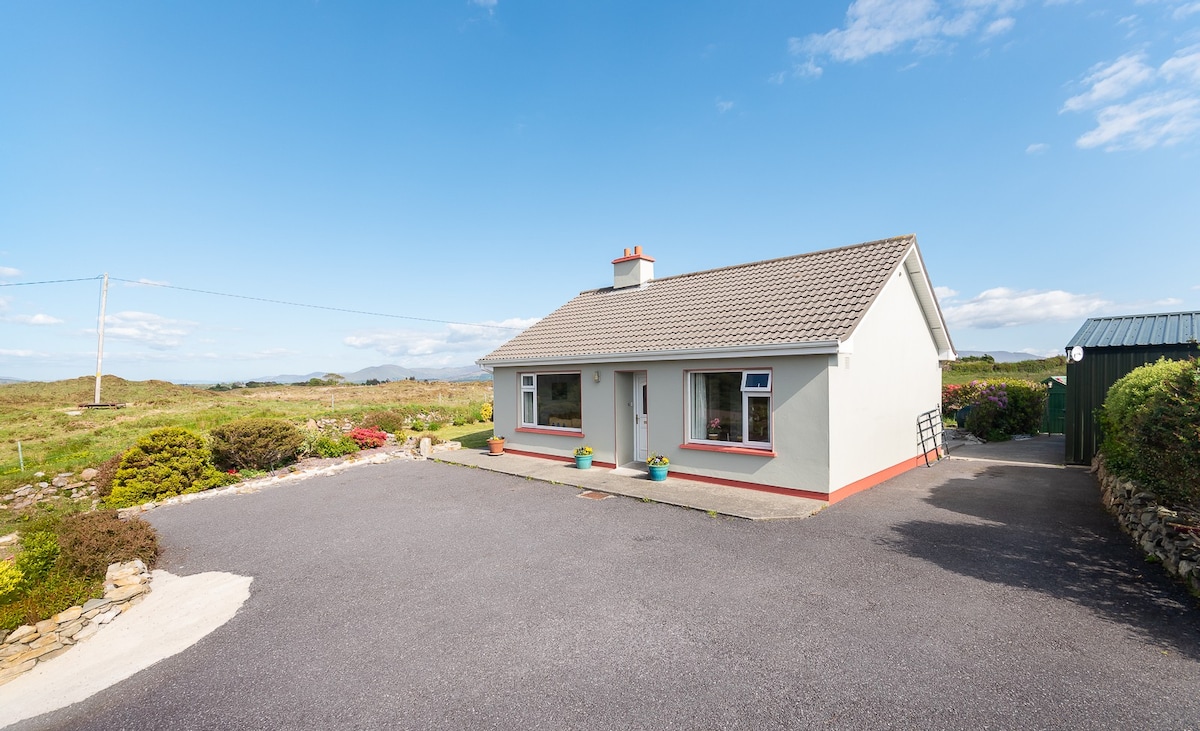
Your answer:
[1101,358,1200,508]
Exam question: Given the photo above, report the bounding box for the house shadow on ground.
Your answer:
[882,461,1200,661]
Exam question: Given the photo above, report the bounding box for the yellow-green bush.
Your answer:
[107,427,237,508]
[480,402,493,422]
[0,561,22,605]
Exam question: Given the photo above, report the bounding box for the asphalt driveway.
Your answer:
[13,454,1200,730]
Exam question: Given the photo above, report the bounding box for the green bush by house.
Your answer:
[1100,358,1200,509]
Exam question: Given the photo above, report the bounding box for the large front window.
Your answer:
[520,372,582,429]
[688,370,771,447]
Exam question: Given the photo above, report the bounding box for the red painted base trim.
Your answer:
[678,443,777,458]
[500,448,940,504]
[515,427,585,438]
[825,448,940,504]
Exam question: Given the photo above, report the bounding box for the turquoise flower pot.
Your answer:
[575,455,593,470]
[648,464,668,482]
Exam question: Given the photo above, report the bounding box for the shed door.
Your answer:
[633,373,648,462]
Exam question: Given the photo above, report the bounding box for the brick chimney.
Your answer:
[612,245,655,289]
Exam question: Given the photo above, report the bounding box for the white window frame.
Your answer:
[687,369,773,449]
[519,371,583,431]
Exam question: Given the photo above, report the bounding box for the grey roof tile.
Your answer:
[480,234,917,364]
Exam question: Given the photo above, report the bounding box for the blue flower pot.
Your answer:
[575,455,593,470]
[648,464,668,482]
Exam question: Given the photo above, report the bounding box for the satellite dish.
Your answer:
[1070,346,1084,362]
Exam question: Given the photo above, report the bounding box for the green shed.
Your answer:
[1064,311,1199,465]
[1040,376,1066,435]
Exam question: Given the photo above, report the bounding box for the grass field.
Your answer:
[941,356,1066,386]
[0,376,495,498]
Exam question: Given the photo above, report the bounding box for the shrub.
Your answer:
[359,410,409,434]
[93,452,124,498]
[963,380,1047,441]
[1101,358,1200,509]
[0,561,23,605]
[1100,358,1195,476]
[942,381,985,418]
[209,418,304,471]
[348,427,387,449]
[14,531,60,588]
[303,432,360,459]
[0,568,102,632]
[480,402,493,422]
[107,427,237,508]
[56,511,159,578]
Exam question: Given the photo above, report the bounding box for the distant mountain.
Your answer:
[249,365,490,384]
[0,377,25,385]
[958,350,1052,363]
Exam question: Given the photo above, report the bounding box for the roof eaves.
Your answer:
[477,340,842,368]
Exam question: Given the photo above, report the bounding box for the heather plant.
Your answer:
[942,381,985,418]
[107,427,237,508]
[963,380,1047,441]
[209,417,304,471]
[56,511,159,578]
[0,561,21,604]
[348,427,388,449]
[302,430,360,459]
[92,452,123,499]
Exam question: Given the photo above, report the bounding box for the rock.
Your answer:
[0,532,17,546]
[53,606,83,624]
[80,468,98,481]
[0,659,38,684]
[34,619,57,635]
[51,475,70,488]
[105,583,149,602]
[72,623,100,643]
[5,625,36,643]
[13,486,33,498]
[57,620,86,639]
[82,597,113,613]
[419,437,432,458]
[93,608,121,625]
[8,640,63,666]
[30,633,61,650]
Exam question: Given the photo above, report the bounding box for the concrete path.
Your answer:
[9,453,1200,730]
[435,448,827,520]
[946,433,1068,467]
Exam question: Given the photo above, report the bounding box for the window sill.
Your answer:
[679,443,775,457]
[516,427,585,438]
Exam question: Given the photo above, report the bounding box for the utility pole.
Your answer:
[94,273,109,404]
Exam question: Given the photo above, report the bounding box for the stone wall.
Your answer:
[0,560,152,685]
[1095,455,1200,595]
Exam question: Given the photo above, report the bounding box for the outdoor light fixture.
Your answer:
[593,371,601,383]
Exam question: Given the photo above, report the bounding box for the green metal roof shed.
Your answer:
[1064,311,1199,464]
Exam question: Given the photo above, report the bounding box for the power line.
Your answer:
[1,275,524,331]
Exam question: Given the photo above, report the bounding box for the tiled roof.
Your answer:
[1066,312,1200,349]
[481,235,931,364]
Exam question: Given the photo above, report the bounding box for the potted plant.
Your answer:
[486,435,505,456]
[646,452,669,481]
[707,417,721,441]
[574,445,594,469]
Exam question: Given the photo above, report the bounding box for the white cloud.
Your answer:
[1174,2,1200,19]
[102,311,195,349]
[942,287,1111,329]
[983,16,1016,38]
[0,348,37,358]
[344,318,538,364]
[4,313,63,325]
[716,99,735,113]
[1025,142,1049,154]
[791,0,1022,67]
[0,266,19,278]
[1064,46,1200,150]
[470,0,497,14]
[934,286,959,301]
[1061,53,1155,113]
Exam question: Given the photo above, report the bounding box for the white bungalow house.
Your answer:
[477,235,956,503]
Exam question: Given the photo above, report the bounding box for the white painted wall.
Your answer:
[826,262,942,491]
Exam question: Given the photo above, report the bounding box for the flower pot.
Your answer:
[648,464,668,482]
[487,439,505,456]
[575,454,593,470]
[707,432,719,441]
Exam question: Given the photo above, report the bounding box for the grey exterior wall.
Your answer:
[1065,344,1199,464]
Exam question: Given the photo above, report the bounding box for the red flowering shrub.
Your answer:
[348,427,388,449]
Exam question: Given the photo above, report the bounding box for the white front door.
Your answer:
[633,373,648,462]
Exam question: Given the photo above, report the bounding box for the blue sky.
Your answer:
[1,1,1197,383]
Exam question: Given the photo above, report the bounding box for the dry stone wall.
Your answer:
[0,560,151,686]
[1095,455,1200,595]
